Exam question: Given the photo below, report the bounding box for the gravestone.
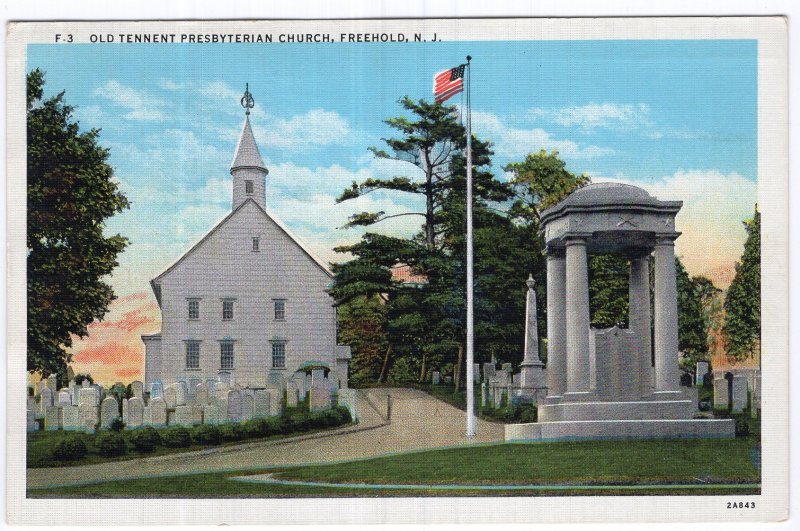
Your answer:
[163,385,177,408]
[216,382,231,397]
[45,406,61,431]
[191,405,204,424]
[69,380,78,405]
[202,404,218,425]
[253,390,272,418]
[46,374,58,393]
[218,371,232,386]
[78,404,98,431]
[483,363,496,382]
[473,363,481,383]
[125,397,144,428]
[311,368,326,386]
[226,390,243,422]
[27,409,38,432]
[241,394,255,421]
[432,371,441,385]
[35,381,46,396]
[501,363,513,376]
[731,375,749,413]
[310,384,332,412]
[62,405,80,430]
[131,381,144,399]
[206,380,218,399]
[58,390,72,406]
[100,397,119,428]
[174,406,193,426]
[286,381,299,407]
[194,382,210,405]
[149,397,168,426]
[188,379,202,397]
[150,380,163,399]
[695,362,709,385]
[39,388,54,417]
[481,382,488,406]
[81,379,91,388]
[174,381,188,406]
[713,377,730,409]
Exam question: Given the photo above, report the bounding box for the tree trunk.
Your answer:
[378,344,392,383]
[423,150,435,249]
[454,343,464,392]
[419,351,427,383]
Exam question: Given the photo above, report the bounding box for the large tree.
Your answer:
[723,205,761,359]
[27,69,129,377]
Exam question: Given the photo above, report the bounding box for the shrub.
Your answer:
[242,418,274,438]
[698,399,711,412]
[94,432,127,457]
[191,424,222,445]
[130,426,161,452]
[52,436,88,461]
[735,417,751,437]
[218,423,246,442]
[161,427,192,448]
[109,417,126,432]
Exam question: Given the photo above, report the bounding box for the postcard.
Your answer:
[6,17,788,525]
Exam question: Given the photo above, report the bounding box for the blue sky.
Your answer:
[28,39,757,296]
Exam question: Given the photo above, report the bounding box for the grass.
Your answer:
[28,436,760,498]
[27,406,353,468]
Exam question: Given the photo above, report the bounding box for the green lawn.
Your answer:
[28,436,760,498]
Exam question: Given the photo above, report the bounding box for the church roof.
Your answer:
[230,116,267,173]
[150,198,332,306]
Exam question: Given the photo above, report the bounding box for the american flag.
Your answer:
[433,64,465,104]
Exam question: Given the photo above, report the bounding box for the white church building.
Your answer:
[142,86,350,392]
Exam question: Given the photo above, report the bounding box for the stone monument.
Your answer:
[506,183,734,441]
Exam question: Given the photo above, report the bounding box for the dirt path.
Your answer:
[27,387,504,489]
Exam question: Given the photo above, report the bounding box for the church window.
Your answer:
[187,299,200,320]
[185,341,200,369]
[222,299,234,320]
[271,341,286,368]
[274,299,286,321]
[220,341,234,370]
[252,237,260,252]
[245,180,254,194]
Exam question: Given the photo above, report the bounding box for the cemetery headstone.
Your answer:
[731,375,749,413]
[68,381,78,405]
[150,380,163,399]
[253,390,271,419]
[46,374,58,393]
[131,380,144,399]
[203,404,220,425]
[713,377,730,409]
[310,384,332,412]
[226,390,243,422]
[174,405,193,426]
[473,363,481,383]
[58,390,72,406]
[432,371,441,385]
[241,393,254,421]
[174,381,188,406]
[149,397,168,426]
[78,404,99,432]
[337,388,358,422]
[191,405,204,424]
[163,385,178,408]
[286,381,299,407]
[39,388,54,416]
[26,409,38,432]
[695,361,709,385]
[195,382,210,405]
[100,396,119,428]
[44,406,61,431]
[218,371,232,386]
[125,397,144,428]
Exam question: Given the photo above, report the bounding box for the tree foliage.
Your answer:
[27,69,129,377]
[723,206,761,359]
[676,259,708,366]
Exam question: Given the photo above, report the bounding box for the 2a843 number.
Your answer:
[727,502,755,509]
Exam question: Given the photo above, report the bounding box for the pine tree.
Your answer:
[723,206,761,359]
[27,69,129,377]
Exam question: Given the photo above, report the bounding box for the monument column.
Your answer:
[564,237,591,395]
[629,253,653,397]
[545,250,567,397]
[653,235,680,393]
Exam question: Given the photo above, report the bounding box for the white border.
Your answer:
[5,15,789,526]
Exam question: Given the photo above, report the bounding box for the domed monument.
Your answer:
[507,183,734,441]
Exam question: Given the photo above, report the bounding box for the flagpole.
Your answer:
[465,55,476,439]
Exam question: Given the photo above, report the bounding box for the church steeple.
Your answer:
[230,83,268,210]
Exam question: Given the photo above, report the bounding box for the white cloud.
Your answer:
[93,80,169,121]
[472,110,614,159]
[158,79,183,91]
[530,102,652,131]
[595,170,757,277]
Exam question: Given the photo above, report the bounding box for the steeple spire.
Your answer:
[230,84,268,210]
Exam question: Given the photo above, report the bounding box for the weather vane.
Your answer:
[240,83,254,115]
